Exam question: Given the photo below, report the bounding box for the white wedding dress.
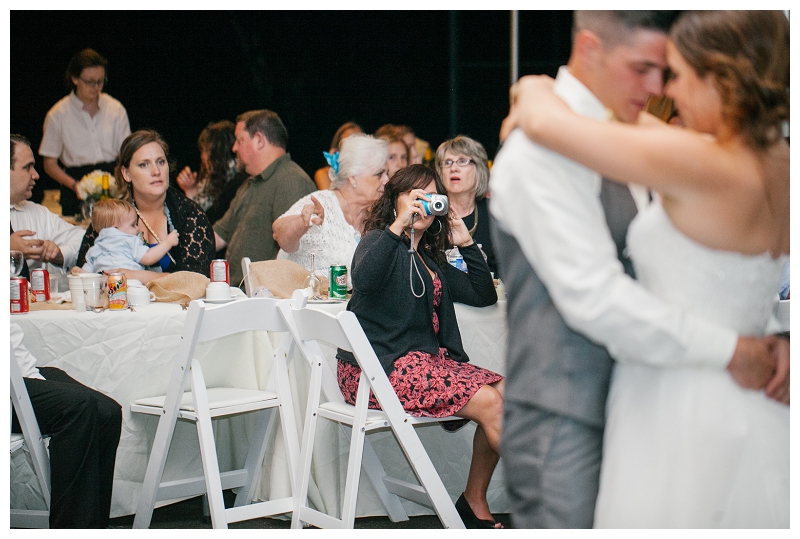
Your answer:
[594,202,789,529]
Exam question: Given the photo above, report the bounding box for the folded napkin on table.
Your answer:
[246,259,327,299]
[147,271,209,305]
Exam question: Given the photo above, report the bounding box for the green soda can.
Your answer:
[329,265,348,300]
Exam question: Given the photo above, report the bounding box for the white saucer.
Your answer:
[308,298,346,304]
[203,295,237,304]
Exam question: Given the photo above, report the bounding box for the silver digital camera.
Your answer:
[418,194,449,216]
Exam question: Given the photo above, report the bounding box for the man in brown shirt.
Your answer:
[214,110,315,286]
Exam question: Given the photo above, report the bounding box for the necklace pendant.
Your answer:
[467,203,479,237]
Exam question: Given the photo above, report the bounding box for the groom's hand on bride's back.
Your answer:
[763,335,789,405]
[726,337,777,394]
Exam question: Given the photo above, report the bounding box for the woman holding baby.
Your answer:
[76,130,216,284]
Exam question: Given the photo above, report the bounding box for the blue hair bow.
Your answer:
[323,151,339,175]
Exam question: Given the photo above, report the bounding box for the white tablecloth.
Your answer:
[10,299,509,519]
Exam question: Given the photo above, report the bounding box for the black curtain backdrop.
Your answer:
[11,10,572,202]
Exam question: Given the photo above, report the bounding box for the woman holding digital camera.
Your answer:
[336,164,504,528]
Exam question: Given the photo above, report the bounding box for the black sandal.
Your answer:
[455,492,500,529]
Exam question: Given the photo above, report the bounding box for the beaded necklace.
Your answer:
[132,200,176,265]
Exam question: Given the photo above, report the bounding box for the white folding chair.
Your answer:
[10,343,51,529]
[242,257,255,297]
[130,297,301,529]
[241,257,315,299]
[279,304,465,529]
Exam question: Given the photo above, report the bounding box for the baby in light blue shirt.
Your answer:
[82,199,179,273]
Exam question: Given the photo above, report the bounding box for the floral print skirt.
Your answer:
[337,349,503,418]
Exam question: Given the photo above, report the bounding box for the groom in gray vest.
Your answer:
[490,11,780,528]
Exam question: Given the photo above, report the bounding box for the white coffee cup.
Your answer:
[68,275,83,294]
[206,282,231,301]
[127,279,143,288]
[128,286,156,307]
[68,275,85,311]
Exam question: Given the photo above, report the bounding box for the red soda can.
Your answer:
[107,272,128,310]
[11,277,29,314]
[210,259,229,284]
[30,268,50,302]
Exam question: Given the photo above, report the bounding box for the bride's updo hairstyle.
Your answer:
[670,10,789,150]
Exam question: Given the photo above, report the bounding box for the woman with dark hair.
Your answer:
[176,120,248,225]
[338,164,504,528]
[40,48,131,217]
[313,121,363,190]
[76,130,215,284]
[506,10,789,527]
[435,136,497,276]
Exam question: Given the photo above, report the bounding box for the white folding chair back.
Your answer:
[280,305,465,529]
[242,257,312,299]
[10,343,51,529]
[130,296,302,529]
[242,257,254,297]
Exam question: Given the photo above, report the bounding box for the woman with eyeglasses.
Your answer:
[435,136,498,276]
[40,48,131,218]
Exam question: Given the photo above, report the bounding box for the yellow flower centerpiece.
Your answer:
[77,170,116,202]
[76,170,116,222]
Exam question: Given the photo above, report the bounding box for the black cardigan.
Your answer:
[337,227,497,374]
[76,187,216,277]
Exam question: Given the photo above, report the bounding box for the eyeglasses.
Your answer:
[442,158,474,168]
[79,77,106,87]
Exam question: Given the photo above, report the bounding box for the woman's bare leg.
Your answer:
[456,383,504,526]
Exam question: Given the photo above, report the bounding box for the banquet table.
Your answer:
[10,297,510,520]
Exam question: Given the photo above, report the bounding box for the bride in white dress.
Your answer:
[507,11,789,528]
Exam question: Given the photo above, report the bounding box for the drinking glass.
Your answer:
[81,274,106,312]
[11,250,24,277]
[303,252,322,300]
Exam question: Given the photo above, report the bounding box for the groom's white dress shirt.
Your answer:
[490,66,736,369]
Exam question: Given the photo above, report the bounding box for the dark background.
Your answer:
[11,10,573,203]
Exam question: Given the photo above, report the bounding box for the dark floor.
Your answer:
[108,490,512,529]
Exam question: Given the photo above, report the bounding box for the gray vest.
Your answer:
[492,179,637,427]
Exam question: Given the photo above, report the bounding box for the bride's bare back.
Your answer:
[660,134,789,259]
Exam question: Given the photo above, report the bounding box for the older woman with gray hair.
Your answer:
[435,136,498,276]
[273,134,389,274]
